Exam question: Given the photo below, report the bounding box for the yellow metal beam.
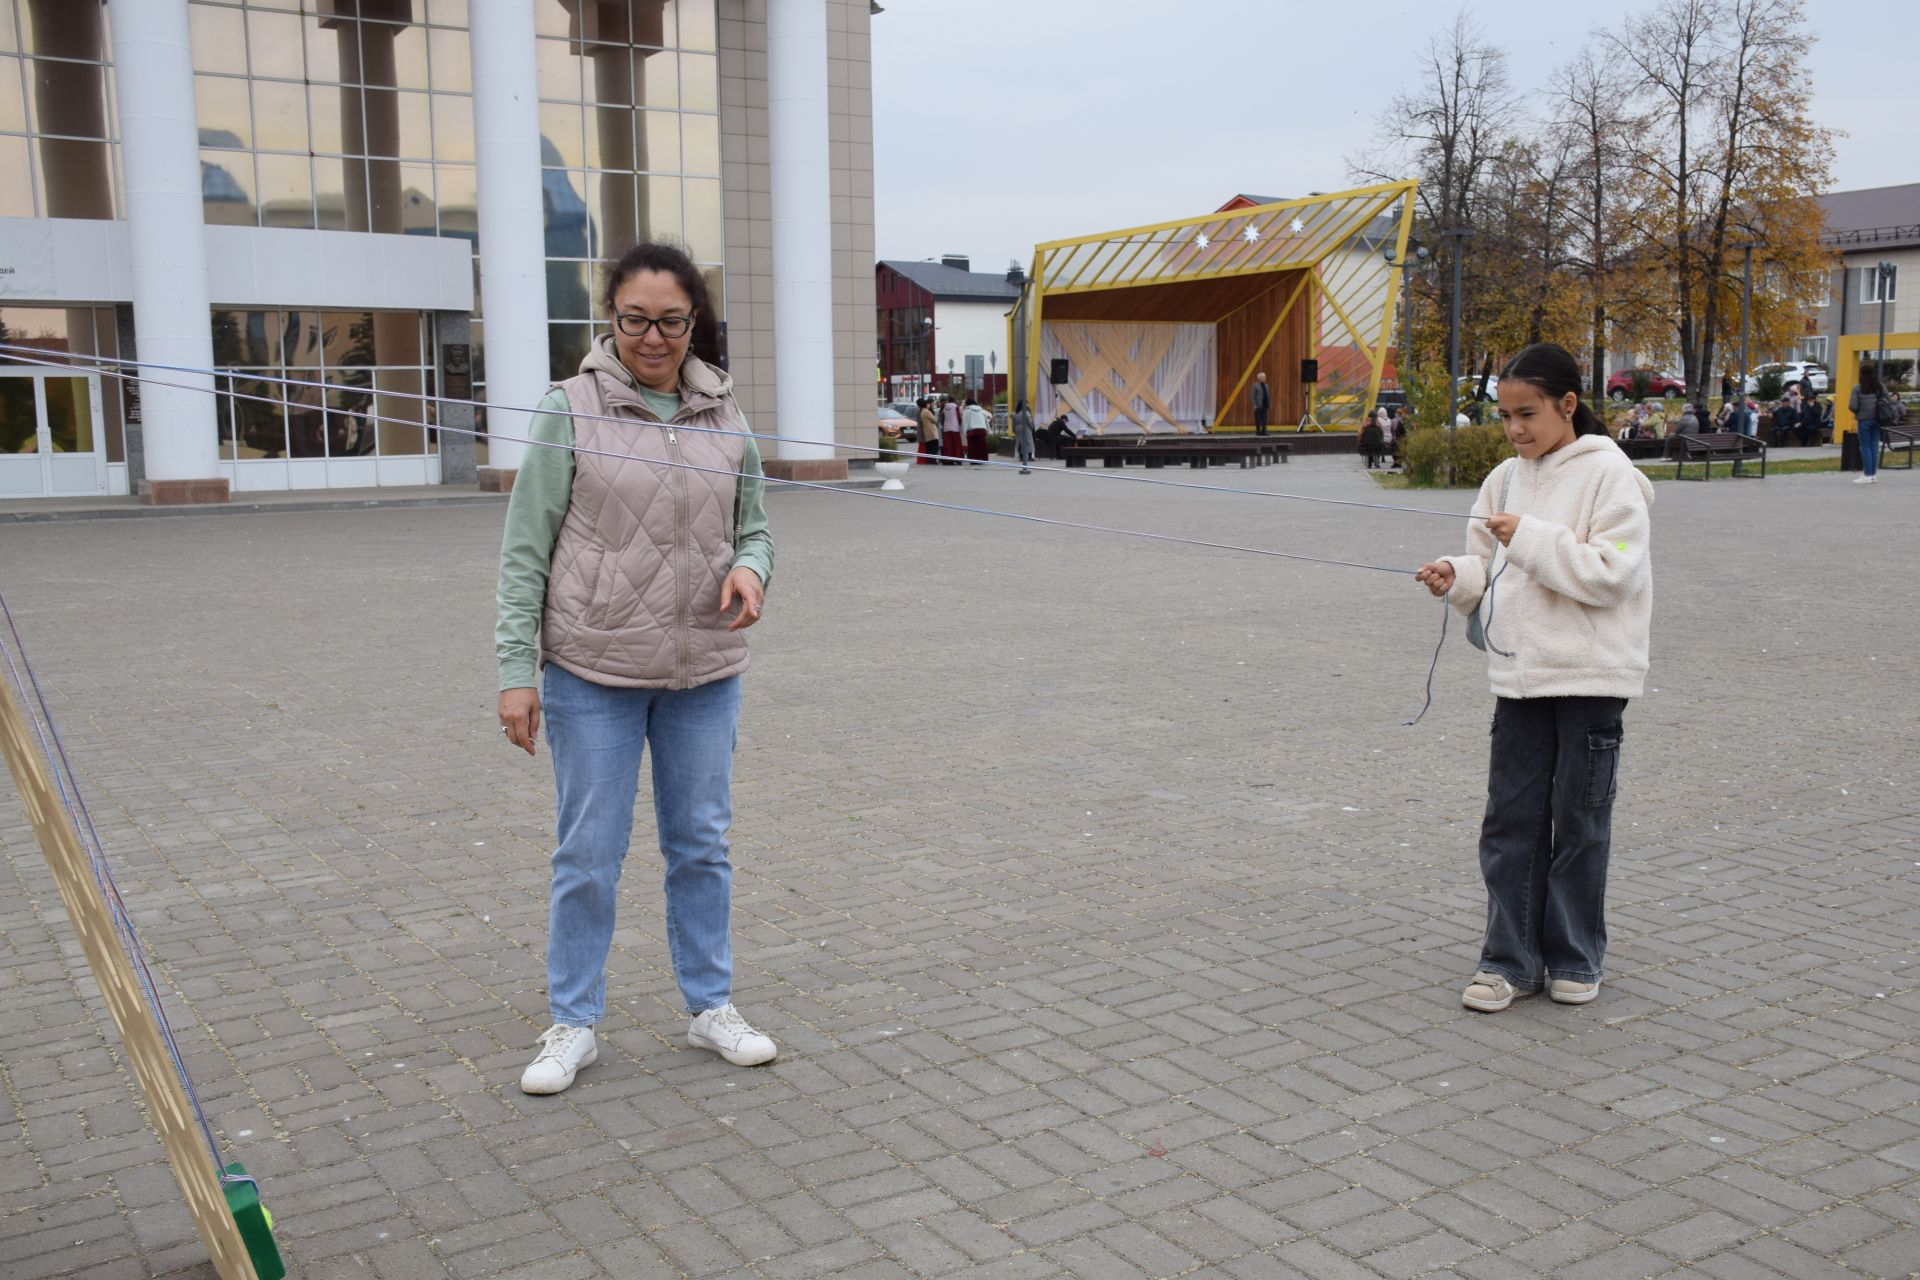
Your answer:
[1311,263,1376,369]
[1032,179,1416,252]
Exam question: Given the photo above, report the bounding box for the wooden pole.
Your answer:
[0,677,258,1280]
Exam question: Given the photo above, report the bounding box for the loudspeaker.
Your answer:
[1300,358,1319,384]
[1049,358,1070,385]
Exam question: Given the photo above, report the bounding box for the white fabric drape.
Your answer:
[1036,323,1216,434]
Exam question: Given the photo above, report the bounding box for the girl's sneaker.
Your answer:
[1462,971,1518,1012]
[520,1024,597,1094]
[1550,979,1601,1004]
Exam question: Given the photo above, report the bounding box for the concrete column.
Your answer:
[108,0,226,504]
[435,311,477,485]
[764,0,843,481]
[469,0,550,491]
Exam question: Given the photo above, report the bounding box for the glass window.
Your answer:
[588,170,637,263]
[641,174,680,243]
[683,177,720,261]
[246,10,304,81]
[302,12,343,84]
[585,101,635,171]
[190,5,247,75]
[399,163,434,234]
[39,138,114,219]
[576,1,627,45]
[0,56,24,133]
[701,264,725,323]
[282,312,323,367]
[285,390,325,457]
[426,0,468,28]
[0,136,33,215]
[308,85,345,153]
[430,92,472,162]
[539,100,583,168]
[0,1,14,55]
[323,311,378,367]
[640,110,678,173]
[637,47,676,110]
[324,380,377,457]
[200,149,255,224]
[393,89,432,159]
[681,112,717,176]
[669,0,716,52]
[386,21,428,91]
[545,169,588,257]
[27,58,111,139]
[427,26,469,93]
[196,76,252,149]
[679,53,716,112]
[535,39,578,101]
[546,260,590,320]
[434,162,475,239]
[212,309,280,367]
[42,376,94,454]
[252,80,306,153]
[256,153,313,227]
[548,323,591,382]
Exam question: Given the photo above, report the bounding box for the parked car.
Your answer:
[884,400,921,421]
[1745,361,1829,394]
[1606,368,1686,400]
[876,405,917,440]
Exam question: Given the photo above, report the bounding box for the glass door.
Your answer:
[0,371,108,498]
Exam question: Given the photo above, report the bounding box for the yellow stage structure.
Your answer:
[1834,331,1919,435]
[1008,181,1418,434]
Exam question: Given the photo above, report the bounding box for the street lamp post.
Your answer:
[1382,241,1430,380]
[1875,260,1894,391]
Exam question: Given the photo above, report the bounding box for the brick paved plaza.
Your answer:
[3,459,1917,1279]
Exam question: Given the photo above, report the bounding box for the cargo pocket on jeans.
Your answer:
[1583,725,1622,806]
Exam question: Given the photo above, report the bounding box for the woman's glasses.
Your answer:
[614,313,694,339]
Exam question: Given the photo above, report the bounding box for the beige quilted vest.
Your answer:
[541,346,750,689]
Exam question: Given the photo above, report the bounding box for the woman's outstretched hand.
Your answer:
[1415,561,1455,598]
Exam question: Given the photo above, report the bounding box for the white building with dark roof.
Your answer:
[1803,183,1919,368]
[875,254,1022,402]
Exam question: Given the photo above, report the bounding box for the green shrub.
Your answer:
[1628,369,1653,401]
[1755,368,1786,402]
[1398,423,1514,488]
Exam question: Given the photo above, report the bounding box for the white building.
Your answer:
[0,0,878,504]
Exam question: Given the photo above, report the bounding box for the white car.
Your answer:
[1745,361,1830,394]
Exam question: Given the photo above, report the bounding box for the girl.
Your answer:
[1415,343,1654,1012]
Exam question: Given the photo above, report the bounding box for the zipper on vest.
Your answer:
[664,420,691,688]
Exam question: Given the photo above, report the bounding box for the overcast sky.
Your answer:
[871,0,1909,276]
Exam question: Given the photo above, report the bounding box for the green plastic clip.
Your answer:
[222,1162,286,1280]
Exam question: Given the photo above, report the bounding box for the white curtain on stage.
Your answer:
[1037,322,1215,434]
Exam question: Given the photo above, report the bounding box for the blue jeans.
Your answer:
[1859,417,1880,477]
[542,664,742,1024]
[1477,696,1626,989]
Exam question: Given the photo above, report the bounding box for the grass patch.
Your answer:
[1637,456,1845,480]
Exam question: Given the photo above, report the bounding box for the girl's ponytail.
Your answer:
[1571,400,1608,437]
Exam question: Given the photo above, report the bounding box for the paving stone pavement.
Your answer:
[1,456,1916,1280]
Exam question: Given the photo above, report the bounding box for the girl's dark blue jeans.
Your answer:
[1477,696,1627,989]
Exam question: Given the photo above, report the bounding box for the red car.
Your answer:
[1606,368,1686,400]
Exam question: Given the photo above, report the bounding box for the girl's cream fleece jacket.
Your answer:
[1441,434,1655,700]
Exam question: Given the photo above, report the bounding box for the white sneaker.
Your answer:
[520,1024,596,1094]
[1550,978,1601,1005]
[1853,475,1874,484]
[1462,971,1519,1013]
[688,1003,778,1066]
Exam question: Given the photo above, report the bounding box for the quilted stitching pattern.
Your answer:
[541,368,750,688]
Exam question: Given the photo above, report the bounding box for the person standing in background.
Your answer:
[1250,371,1272,436]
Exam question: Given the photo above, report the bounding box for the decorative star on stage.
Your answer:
[1290,216,1305,234]
[1242,224,1260,244]
[1194,233,1210,250]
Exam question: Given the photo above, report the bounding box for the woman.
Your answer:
[496,240,778,1093]
[916,397,939,465]
[1012,399,1036,474]
[1849,365,1886,484]
[940,395,964,464]
[962,396,991,464]
[1415,343,1654,1013]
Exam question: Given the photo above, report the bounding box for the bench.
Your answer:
[1614,436,1668,461]
[1062,436,1291,470]
[1673,431,1765,480]
[1882,422,1917,470]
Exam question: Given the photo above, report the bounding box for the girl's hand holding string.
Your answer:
[1415,562,1455,597]
[1485,512,1518,546]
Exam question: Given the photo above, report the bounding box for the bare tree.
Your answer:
[1349,9,1516,367]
